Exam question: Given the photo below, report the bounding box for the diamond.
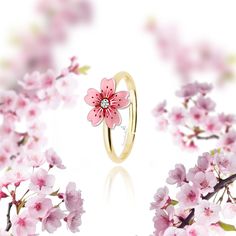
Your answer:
[100,98,110,109]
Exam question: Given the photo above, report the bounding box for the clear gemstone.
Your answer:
[100,98,110,109]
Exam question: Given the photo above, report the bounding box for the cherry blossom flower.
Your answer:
[186,224,208,236]
[169,107,186,125]
[29,168,55,194]
[153,207,174,236]
[193,171,217,195]
[194,200,221,225]
[166,164,186,187]
[176,183,200,207]
[222,202,236,219]
[66,210,83,233]
[26,196,53,218]
[42,207,65,233]
[64,182,84,212]
[148,21,234,84]
[12,211,37,236]
[45,148,65,169]
[163,227,186,236]
[85,78,130,128]
[153,100,167,117]
[150,186,170,210]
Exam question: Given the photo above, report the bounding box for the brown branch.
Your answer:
[196,134,219,140]
[179,173,236,228]
[5,202,13,231]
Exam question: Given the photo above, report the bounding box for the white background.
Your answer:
[1,0,236,235]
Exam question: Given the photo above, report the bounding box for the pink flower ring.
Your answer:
[85,71,137,163]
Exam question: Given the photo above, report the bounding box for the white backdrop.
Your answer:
[1,0,236,235]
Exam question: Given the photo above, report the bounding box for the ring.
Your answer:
[84,71,137,163]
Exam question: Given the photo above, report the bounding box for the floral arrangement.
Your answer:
[0,1,91,235]
[152,82,236,235]
[0,58,86,235]
[0,0,91,89]
[147,20,236,85]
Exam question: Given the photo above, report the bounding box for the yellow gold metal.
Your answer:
[103,72,137,163]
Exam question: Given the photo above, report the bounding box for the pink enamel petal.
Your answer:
[87,107,104,126]
[104,108,121,129]
[84,88,102,106]
[100,78,115,98]
[110,91,130,109]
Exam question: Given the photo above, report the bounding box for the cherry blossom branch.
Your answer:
[179,173,236,228]
[5,202,13,231]
[196,134,220,140]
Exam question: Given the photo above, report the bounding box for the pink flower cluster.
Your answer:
[152,81,236,235]
[151,150,236,236]
[0,59,85,235]
[147,21,235,84]
[153,81,236,151]
[0,0,91,89]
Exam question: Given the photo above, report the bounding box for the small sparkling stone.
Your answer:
[100,98,110,108]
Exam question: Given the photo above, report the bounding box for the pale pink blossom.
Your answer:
[12,211,37,236]
[156,117,169,131]
[193,171,217,195]
[26,151,46,167]
[40,70,56,89]
[26,196,53,218]
[203,116,222,133]
[215,153,236,174]
[42,207,65,233]
[186,223,209,236]
[196,97,216,112]
[196,82,213,95]
[153,100,167,117]
[85,78,130,128]
[0,90,17,112]
[29,168,55,194]
[25,104,41,121]
[194,200,220,225]
[166,164,186,186]
[151,186,170,210]
[189,106,205,124]
[176,183,200,207]
[5,168,30,187]
[175,83,198,98]
[197,153,212,172]
[45,148,65,169]
[66,210,83,233]
[218,113,236,127]
[222,202,236,219]
[19,72,41,90]
[169,107,186,125]
[220,130,236,150]
[64,182,83,213]
[163,227,186,236]
[153,207,173,236]
[0,148,9,170]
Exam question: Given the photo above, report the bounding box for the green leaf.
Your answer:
[219,221,236,231]
[170,199,178,206]
[78,65,90,75]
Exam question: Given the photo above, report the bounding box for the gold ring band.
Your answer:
[103,72,137,163]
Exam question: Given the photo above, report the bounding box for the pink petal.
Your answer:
[100,78,115,98]
[87,107,104,126]
[84,88,102,106]
[110,91,130,109]
[104,108,121,128]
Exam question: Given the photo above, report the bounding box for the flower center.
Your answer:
[100,98,110,109]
